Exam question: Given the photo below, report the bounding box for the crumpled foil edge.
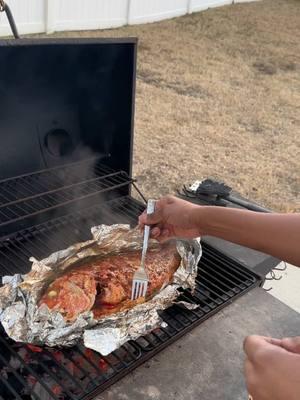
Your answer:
[0,224,202,355]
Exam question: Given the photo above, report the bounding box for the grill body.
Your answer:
[0,39,262,400]
[0,186,261,400]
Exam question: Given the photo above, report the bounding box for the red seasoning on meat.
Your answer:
[39,242,181,321]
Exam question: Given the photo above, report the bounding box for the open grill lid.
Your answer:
[0,38,137,181]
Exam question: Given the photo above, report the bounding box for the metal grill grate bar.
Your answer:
[0,159,134,232]
[201,259,246,290]
[31,350,84,399]
[197,267,239,294]
[0,157,108,185]
[62,350,102,389]
[0,196,142,275]
[203,246,256,282]
[0,176,133,228]
[0,373,24,400]
[26,348,79,400]
[0,340,56,400]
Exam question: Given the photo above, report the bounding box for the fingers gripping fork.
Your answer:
[131,199,155,300]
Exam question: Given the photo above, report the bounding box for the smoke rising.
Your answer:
[0,39,138,265]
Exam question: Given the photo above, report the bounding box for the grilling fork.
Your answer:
[131,199,156,300]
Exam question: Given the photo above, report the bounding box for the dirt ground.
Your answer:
[44,0,300,212]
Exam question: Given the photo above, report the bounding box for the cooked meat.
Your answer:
[39,242,181,321]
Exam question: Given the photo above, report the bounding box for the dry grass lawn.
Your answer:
[44,0,300,211]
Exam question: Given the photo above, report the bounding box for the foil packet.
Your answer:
[0,224,202,355]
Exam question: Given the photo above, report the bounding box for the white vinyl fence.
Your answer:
[0,0,256,37]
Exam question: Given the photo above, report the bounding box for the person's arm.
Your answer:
[139,196,300,266]
[194,206,300,267]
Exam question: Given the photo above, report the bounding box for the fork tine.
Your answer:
[136,282,140,299]
[139,283,143,298]
[131,282,136,300]
[131,279,149,300]
[131,199,155,300]
[142,283,147,297]
[139,283,144,298]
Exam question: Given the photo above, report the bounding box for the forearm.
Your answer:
[196,207,300,266]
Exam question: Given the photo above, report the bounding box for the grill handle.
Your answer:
[0,0,20,39]
[225,194,271,213]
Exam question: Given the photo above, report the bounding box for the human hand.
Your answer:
[244,335,300,400]
[138,196,202,241]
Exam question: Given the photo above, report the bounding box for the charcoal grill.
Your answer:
[0,38,262,400]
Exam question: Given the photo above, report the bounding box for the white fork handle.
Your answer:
[141,199,155,266]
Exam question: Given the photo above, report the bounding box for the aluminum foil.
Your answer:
[0,224,202,356]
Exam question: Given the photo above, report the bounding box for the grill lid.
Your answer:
[0,38,137,180]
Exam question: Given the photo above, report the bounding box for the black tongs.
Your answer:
[179,179,271,213]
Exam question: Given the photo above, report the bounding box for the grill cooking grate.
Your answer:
[0,329,142,400]
[0,174,261,400]
[0,196,142,276]
[0,158,136,236]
